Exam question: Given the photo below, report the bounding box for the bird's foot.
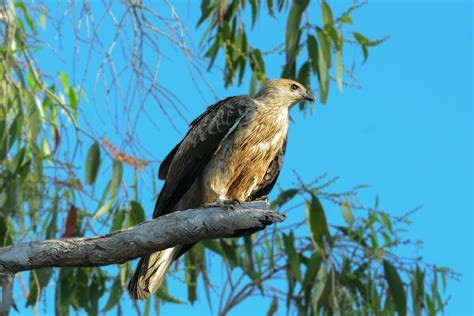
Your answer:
[216,197,241,211]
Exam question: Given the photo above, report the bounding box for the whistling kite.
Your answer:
[128,79,315,299]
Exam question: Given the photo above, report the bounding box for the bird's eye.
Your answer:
[290,84,299,91]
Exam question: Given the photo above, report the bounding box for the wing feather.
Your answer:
[153,96,255,218]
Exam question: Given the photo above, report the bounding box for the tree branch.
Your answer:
[0,201,284,274]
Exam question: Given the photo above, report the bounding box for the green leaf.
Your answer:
[338,15,352,24]
[312,264,328,311]
[353,32,386,47]
[266,295,278,316]
[270,188,298,209]
[126,201,146,227]
[101,277,122,312]
[297,61,311,89]
[305,193,331,255]
[267,0,274,16]
[26,268,53,306]
[185,251,198,303]
[282,232,301,281]
[85,142,101,185]
[317,27,331,68]
[361,44,369,63]
[15,2,36,33]
[46,205,57,239]
[321,1,334,26]
[249,48,266,81]
[58,71,70,91]
[286,0,309,59]
[381,213,393,233]
[93,199,115,219]
[39,13,47,30]
[110,159,123,198]
[324,24,339,46]
[383,259,407,316]
[316,28,330,103]
[301,252,322,290]
[111,208,125,232]
[307,35,319,73]
[243,235,254,267]
[250,0,259,28]
[341,201,354,226]
[68,87,78,112]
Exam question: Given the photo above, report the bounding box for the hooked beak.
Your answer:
[303,89,315,102]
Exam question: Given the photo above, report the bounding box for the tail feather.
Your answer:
[128,246,181,300]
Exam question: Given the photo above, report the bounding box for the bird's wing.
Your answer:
[153,96,255,218]
[158,143,179,180]
[157,100,229,180]
[249,135,288,200]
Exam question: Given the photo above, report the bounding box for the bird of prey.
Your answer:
[128,79,315,300]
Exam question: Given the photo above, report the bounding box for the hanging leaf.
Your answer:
[282,232,301,281]
[26,268,53,306]
[126,201,146,227]
[321,1,334,26]
[85,142,101,185]
[185,250,198,303]
[312,264,328,311]
[341,201,354,226]
[383,259,407,316]
[307,35,319,73]
[111,208,125,232]
[301,252,322,290]
[93,199,115,220]
[317,27,332,68]
[316,28,330,103]
[286,0,309,58]
[110,159,123,198]
[58,71,70,91]
[297,61,311,89]
[305,193,331,255]
[39,13,47,30]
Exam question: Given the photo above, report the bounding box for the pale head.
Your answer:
[254,79,315,108]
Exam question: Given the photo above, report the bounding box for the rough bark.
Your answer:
[0,201,284,273]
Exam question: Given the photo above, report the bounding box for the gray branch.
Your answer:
[0,201,284,274]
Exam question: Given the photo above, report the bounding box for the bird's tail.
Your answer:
[128,246,181,300]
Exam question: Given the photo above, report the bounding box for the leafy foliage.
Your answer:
[198,0,387,106]
[0,0,455,315]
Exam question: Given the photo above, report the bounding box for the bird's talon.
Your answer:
[216,198,241,211]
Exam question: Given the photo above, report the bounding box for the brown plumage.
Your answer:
[128,79,315,300]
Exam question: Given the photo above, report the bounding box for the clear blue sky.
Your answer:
[14,0,472,315]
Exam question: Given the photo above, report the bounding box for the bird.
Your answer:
[128,78,315,300]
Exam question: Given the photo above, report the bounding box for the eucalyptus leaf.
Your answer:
[383,259,407,316]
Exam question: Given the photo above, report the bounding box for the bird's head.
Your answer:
[254,79,315,108]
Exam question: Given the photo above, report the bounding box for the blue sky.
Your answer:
[13,0,472,315]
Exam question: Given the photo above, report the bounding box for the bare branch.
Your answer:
[0,201,285,274]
